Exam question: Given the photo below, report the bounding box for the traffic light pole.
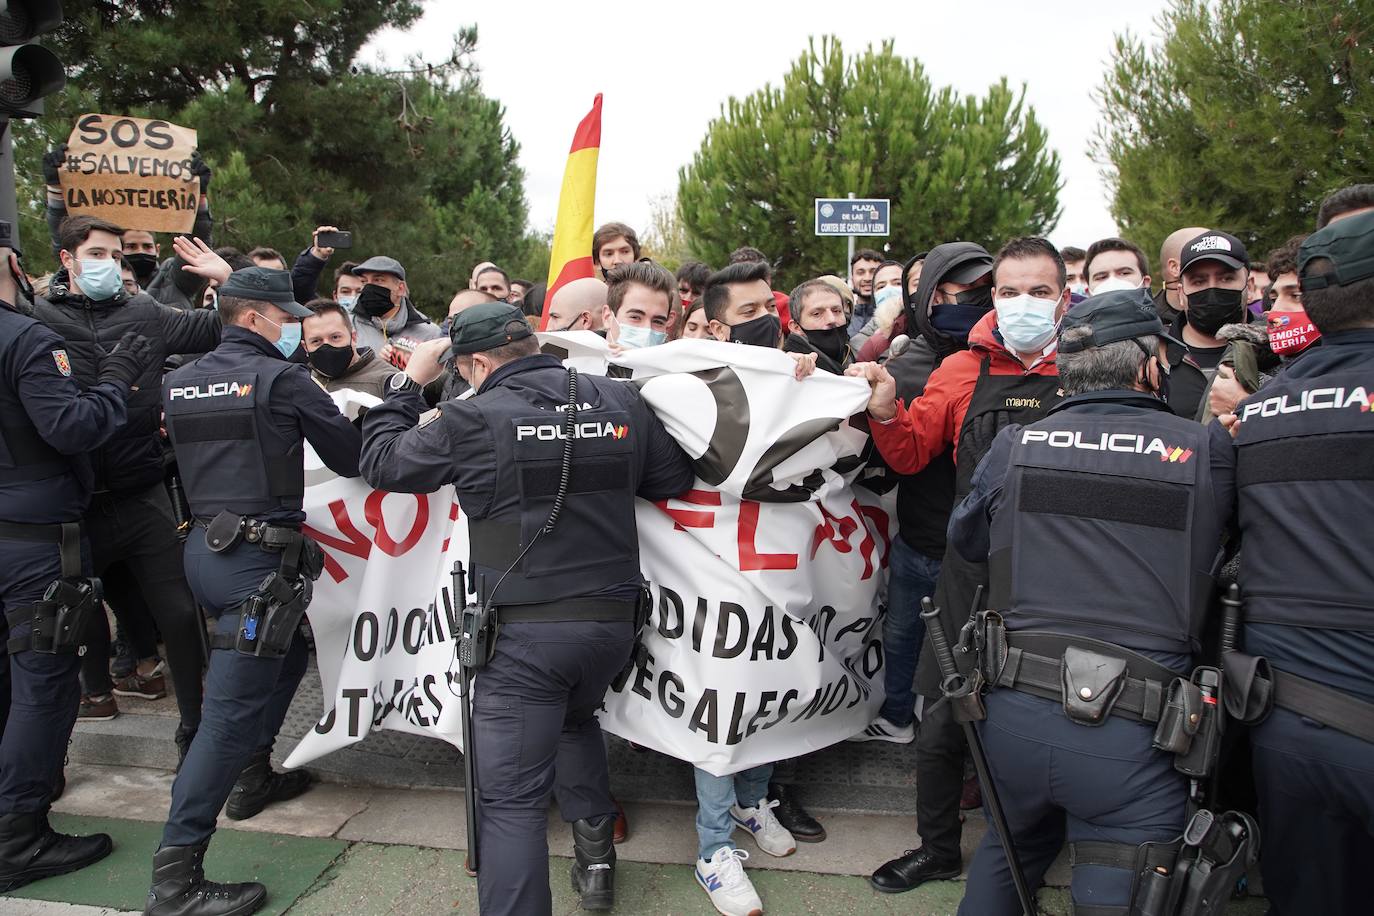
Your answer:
[0,117,18,249]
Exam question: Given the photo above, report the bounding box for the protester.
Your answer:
[783,278,854,374]
[851,259,904,354]
[603,262,675,349]
[727,246,794,334]
[248,247,287,271]
[438,290,498,399]
[474,265,511,300]
[289,227,362,309]
[846,248,883,335]
[676,261,711,309]
[545,276,608,332]
[593,222,641,278]
[1263,234,1320,359]
[1060,244,1087,296]
[348,255,443,366]
[508,278,532,304]
[1154,225,1210,323]
[301,300,401,397]
[1083,237,1151,295]
[679,303,711,339]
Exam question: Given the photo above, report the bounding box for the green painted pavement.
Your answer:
[3,814,345,916]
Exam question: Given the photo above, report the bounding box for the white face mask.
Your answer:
[1089,276,1144,296]
[994,293,1060,352]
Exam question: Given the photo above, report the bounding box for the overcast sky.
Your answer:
[370,1,1172,254]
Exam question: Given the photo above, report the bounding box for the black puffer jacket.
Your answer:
[32,269,221,493]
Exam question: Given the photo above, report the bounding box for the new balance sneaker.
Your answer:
[730,798,796,858]
[695,846,763,916]
[847,715,915,744]
[77,693,117,721]
[112,660,167,700]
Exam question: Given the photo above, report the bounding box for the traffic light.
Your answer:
[0,0,65,119]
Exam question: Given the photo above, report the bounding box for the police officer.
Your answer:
[0,219,154,890]
[360,302,694,915]
[144,267,362,916]
[946,289,1231,915]
[1216,198,1374,914]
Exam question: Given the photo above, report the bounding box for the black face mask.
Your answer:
[307,342,355,379]
[355,283,396,319]
[954,286,993,309]
[1184,287,1245,336]
[124,252,158,286]
[804,326,849,362]
[728,313,781,348]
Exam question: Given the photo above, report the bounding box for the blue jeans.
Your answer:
[880,538,941,726]
[695,764,773,860]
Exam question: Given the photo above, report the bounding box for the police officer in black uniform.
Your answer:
[1217,199,1374,915]
[360,302,695,916]
[0,219,155,890]
[947,289,1232,914]
[144,267,362,916]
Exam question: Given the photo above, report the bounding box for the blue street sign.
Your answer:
[814,198,890,236]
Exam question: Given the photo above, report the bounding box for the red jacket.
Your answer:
[869,311,1060,474]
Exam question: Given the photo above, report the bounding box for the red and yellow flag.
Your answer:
[540,93,602,330]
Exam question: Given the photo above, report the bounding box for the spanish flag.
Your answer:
[541,94,603,330]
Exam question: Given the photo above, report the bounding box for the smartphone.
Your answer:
[316,230,352,249]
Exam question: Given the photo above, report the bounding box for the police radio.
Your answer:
[453,561,496,670]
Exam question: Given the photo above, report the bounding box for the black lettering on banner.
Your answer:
[657,587,684,639]
[353,611,379,661]
[631,651,655,700]
[402,607,425,655]
[383,607,399,653]
[750,611,774,660]
[688,688,719,743]
[769,689,799,728]
[777,614,798,660]
[725,691,749,745]
[712,602,748,659]
[315,708,334,735]
[862,640,882,678]
[659,670,685,718]
[746,691,777,737]
[690,597,708,653]
[110,118,142,148]
[342,687,369,737]
[789,686,825,723]
[822,676,850,715]
[143,119,175,150]
[76,113,106,145]
[423,676,444,722]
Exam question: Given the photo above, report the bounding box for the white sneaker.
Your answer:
[846,715,915,744]
[730,798,796,857]
[695,846,763,916]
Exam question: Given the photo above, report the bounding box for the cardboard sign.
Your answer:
[58,113,200,233]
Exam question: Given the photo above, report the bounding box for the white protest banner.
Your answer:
[57,113,200,233]
[286,340,892,776]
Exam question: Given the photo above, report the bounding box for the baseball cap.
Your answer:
[1298,208,1374,292]
[1180,231,1249,273]
[1058,288,1186,353]
[936,242,995,285]
[449,301,533,355]
[350,256,407,281]
[219,267,311,317]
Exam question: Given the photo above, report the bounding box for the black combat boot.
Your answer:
[143,843,266,916]
[224,752,312,821]
[0,810,112,892]
[569,814,616,911]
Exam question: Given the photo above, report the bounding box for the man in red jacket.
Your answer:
[849,237,1070,894]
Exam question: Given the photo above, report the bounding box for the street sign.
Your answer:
[814,198,890,236]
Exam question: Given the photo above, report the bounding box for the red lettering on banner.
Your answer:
[855,502,892,571]
[850,499,878,579]
[653,489,721,531]
[364,491,429,557]
[738,500,798,571]
[441,501,461,552]
[304,498,373,583]
[810,505,858,559]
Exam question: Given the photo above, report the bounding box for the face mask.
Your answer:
[259,314,302,358]
[354,283,395,319]
[308,342,355,378]
[1267,308,1321,357]
[728,313,781,348]
[74,257,125,301]
[1069,282,1088,296]
[804,326,849,361]
[1089,276,1142,296]
[994,294,1060,352]
[124,252,158,286]
[337,294,357,313]
[617,323,667,349]
[1184,287,1245,336]
[204,289,218,311]
[928,302,987,341]
[874,286,902,309]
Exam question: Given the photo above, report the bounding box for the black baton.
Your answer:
[454,561,481,876]
[922,597,1037,915]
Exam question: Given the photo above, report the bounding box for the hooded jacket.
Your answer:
[353,298,443,356]
[32,269,221,493]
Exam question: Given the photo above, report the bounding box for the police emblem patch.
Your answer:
[52,349,72,376]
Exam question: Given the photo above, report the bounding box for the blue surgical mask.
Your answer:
[874,286,902,309]
[75,257,125,301]
[617,323,667,349]
[994,293,1060,353]
[260,314,303,358]
[337,295,357,313]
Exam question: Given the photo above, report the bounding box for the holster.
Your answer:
[1220,651,1273,725]
[458,603,498,670]
[1169,809,1260,916]
[1152,677,1204,756]
[204,510,245,552]
[5,576,103,655]
[229,571,311,658]
[1062,646,1128,726]
[619,583,654,680]
[1174,667,1223,779]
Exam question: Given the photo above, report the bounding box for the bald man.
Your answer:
[468,261,497,290]
[545,277,608,332]
[449,289,496,319]
[1155,226,1209,323]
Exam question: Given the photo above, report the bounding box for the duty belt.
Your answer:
[497,597,638,624]
[1271,665,1374,744]
[989,631,1178,724]
[0,519,83,577]
[193,515,301,551]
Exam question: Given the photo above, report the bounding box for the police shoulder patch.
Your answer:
[52,349,72,376]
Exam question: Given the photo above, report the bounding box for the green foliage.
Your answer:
[15,1,536,318]
[1093,0,1373,267]
[677,37,1061,290]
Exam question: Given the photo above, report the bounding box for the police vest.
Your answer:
[163,359,304,519]
[465,377,642,607]
[0,324,70,485]
[988,408,1218,655]
[1234,370,1374,632]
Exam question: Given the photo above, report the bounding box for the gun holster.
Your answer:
[1167,809,1260,916]
[458,603,498,670]
[231,571,312,658]
[618,583,654,680]
[1061,646,1128,726]
[5,576,103,655]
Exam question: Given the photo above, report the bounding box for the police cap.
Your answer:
[219,267,312,317]
[1058,288,1186,353]
[449,301,533,355]
[1299,208,1374,293]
